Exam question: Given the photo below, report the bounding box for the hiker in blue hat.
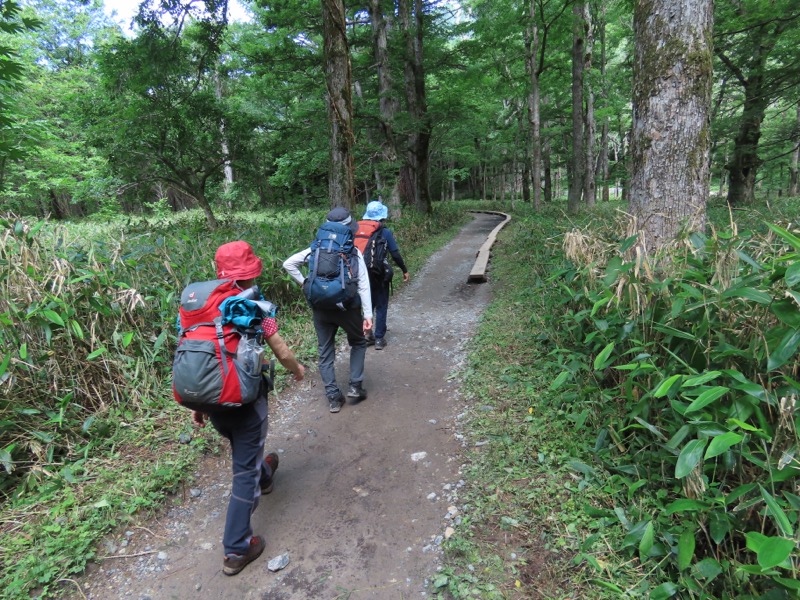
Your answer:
[354,200,410,350]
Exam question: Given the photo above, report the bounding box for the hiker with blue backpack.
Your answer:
[354,200,410,350]
[173,241,305,576]
[283,207,373,413]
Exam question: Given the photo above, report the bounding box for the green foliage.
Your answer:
[0,202,469,597]
[439,197,800,599]
[437,201,606,599]
[0,0,41,165]
[545,199,800,596]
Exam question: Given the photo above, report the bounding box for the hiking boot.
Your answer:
[346,383,367,402]
[374,338,387,350]
[261,452,279,494]
[223,535,265,576]
[328,393,344,413]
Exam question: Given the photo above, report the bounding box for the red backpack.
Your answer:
[355,220,390,280]
[172,279,266,412]
[354,220,381,253]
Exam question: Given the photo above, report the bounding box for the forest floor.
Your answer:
[68,212,502,600]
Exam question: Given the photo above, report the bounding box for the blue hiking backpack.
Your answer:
[303,221,360,311]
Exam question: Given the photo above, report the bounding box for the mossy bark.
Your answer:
[629,0,712,252]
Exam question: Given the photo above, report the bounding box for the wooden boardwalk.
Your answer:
[467,211,512,282]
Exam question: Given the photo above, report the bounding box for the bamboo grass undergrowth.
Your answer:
[437,195,800,599]
[0,203,468,599]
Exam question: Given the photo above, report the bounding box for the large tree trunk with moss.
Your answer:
[322,0,355,209]
[629,0,712,252]
[567,0,586,215]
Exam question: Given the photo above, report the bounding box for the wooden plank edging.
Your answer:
[467,210,512,283]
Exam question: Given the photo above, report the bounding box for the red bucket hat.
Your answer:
[215,241,263,280]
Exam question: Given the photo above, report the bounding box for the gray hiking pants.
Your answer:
[312,306,367,398]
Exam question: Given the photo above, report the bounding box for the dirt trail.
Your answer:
[73,213,501,600]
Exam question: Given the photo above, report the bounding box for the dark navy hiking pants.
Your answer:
[370,279,390,340]
[209,395,275,556]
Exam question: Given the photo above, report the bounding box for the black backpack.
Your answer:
[363,226,390,281]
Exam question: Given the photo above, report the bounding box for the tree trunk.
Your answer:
[214,70,234,201]
[725,78,768,206]
[501,165,506,203]
[49,190,64,220]
[717,11,792,206]
[620,120,631,203]
[398,0,416,208]
[790,102,800,196]
[322,0,355,209]
[369,0,402,214]
[567,0,586,215]
[598,4,609,203]
[629,0,712,252]
[543,140,552,203]
[585,87,596,207]
[194,186,219,229]
[412,0,432,213]
[525,0,542,210]
[583,2,595,207]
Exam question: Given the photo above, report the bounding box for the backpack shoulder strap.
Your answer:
[309,246,322,280]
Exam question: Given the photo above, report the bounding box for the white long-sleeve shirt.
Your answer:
[283,247,373,319]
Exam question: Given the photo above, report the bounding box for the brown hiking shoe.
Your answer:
[261,452,279,494]
[223,535,265,576]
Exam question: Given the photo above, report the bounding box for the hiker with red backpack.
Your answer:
[355,200,410,350]
[173,241,304,576]
[283,207,373,413]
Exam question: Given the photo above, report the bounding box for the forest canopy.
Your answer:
[0,0,796,226]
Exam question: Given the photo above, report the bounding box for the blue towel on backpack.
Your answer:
[218,297,263,329]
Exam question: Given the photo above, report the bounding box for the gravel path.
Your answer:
[71,213,501,600]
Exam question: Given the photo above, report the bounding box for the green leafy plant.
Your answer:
[549,212,800,596]
[0,203,470,598]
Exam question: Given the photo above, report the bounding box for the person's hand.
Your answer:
[192,411,206,428]
[293,364,305,382]
[402,271,410,282]
[363,318,373,334]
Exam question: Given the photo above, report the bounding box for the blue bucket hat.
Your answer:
[363,200,388,221]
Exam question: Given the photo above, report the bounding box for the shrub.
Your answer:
[551,217,800,597]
